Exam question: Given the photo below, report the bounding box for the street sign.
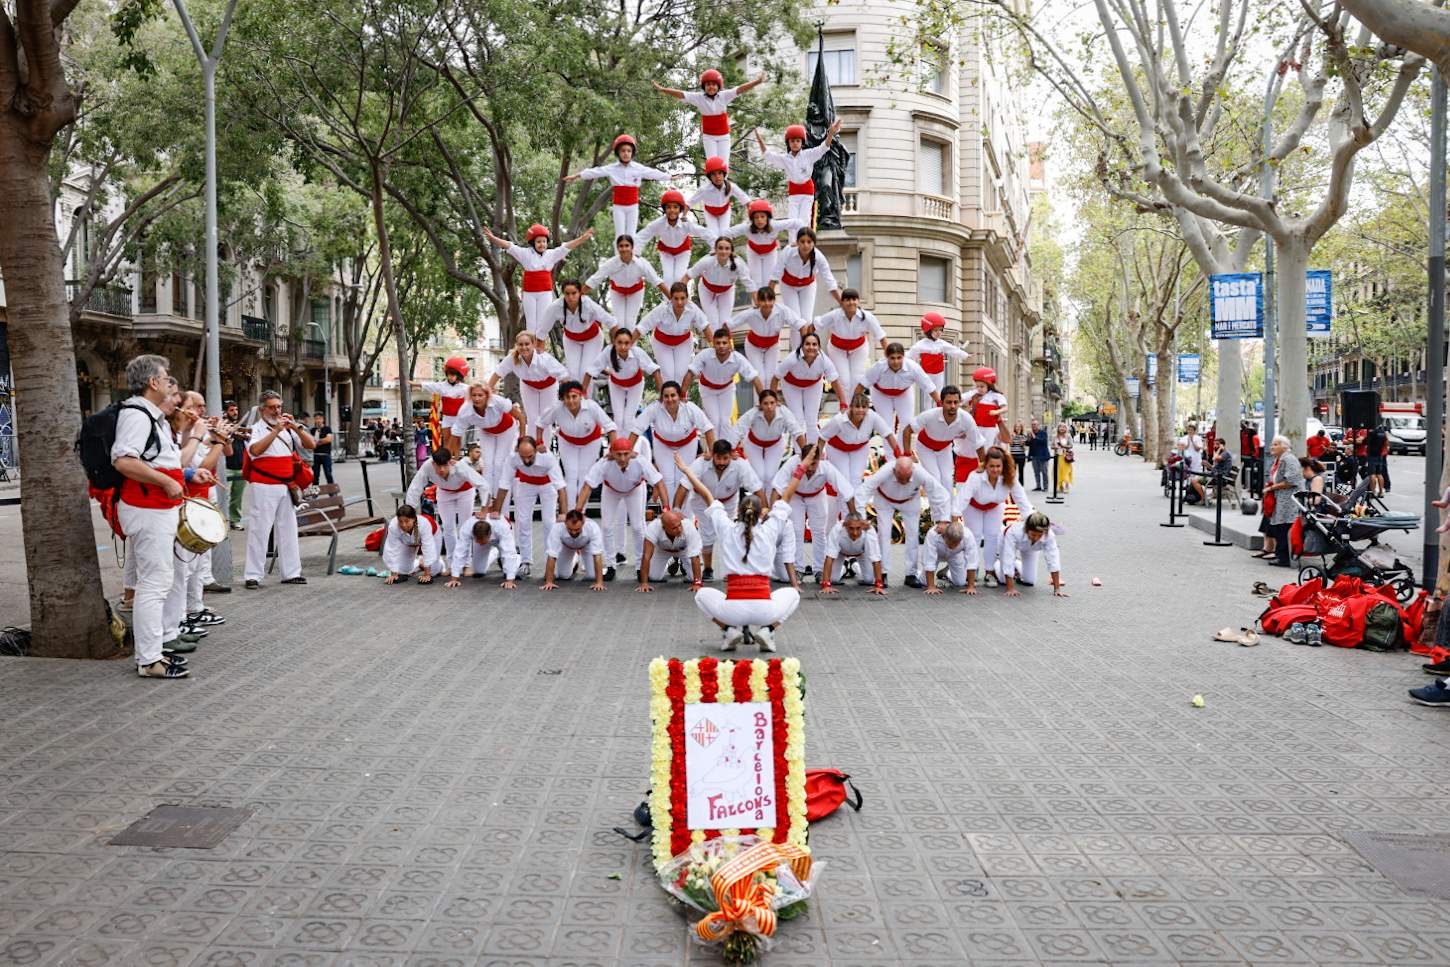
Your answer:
[1126,376,1140,399]
[1209,272,1264,339]
[1177,353,1201,383]
[1306,269,1332,336]
[1145,354,1157,387]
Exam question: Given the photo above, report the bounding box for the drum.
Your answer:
[177,497,227,553]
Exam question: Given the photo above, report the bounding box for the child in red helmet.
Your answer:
[635,189,699,287]
[653,69,766,164]
[726,199,803,291]
[411,357,472,458]
[956,365,1009,480]
[755,118,843,226]
[906,312,969,404]
[688,156,752,243]
[483,223,594,335]
[563,135,670,241]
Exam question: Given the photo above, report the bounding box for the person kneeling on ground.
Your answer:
[383,504,440,585]
[820,513,886,595]
[637,509,705,591]
[447,513,522,589]
[999,511,1067,597]
[922,521,978,595]
[541,510,608,591]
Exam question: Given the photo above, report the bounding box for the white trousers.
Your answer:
[511,483,553,565]
[698,389,736,445]
[433,489,477,568]
[554,545,601,580]
[563,335,603,382]
[476,427,517,488]
[521,290,552,335]
[696,586,801,629]
[651,441,698,506]
[646,548,691,581]
[938,554,969,587]
[163,546,204,640]
[744,250,777,291]
[743,342,782,389]
[915,448,956,500]
[826,344,871,401]
[789,492,835,571]
[244,483,300,582]
[518,384,556,443]
[778,284,816,351]
[872,500,923,577]
[825,445,871,517]
[658,251,692,288]
[123,538,139,591]
[698,288,735,329]
[608,288,646,333]
[120,503,180,665]
[702,134,732,168]
[742,437,787,491]
[1001,546,1043,584]
[606,381,645,436]
[788,194,815,227]
[918,370,946,414]
[611,203,639,241]
[702,212,733,245]
[782,384,824,443]
[558,443,602,509]
[960,504,1005,580]
[870,389,916,436]
[653,341,696,388]
[602,486,648,564]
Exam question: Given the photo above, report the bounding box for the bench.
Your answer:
[267,483,383,576]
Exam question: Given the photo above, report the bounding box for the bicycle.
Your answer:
[1114,438,1143,457]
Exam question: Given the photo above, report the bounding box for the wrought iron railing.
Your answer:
[66,281,133,318]
[241,316,271,342]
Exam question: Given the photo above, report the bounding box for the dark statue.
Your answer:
[807,28,848,231]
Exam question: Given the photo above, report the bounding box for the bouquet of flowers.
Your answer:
[658,834,819,964]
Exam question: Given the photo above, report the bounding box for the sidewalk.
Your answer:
[3,448,1450,965]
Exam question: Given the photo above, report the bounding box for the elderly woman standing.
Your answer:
[1262,434,1305,567]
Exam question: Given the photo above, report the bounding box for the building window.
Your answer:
[846,253,864,294]
[984,272,1000,324]
[262,283,276,324]
[918,137,949,197]
[140,260,158,313]
[840,131,858,189]
[919,255,950,303]
[921,42,947,95]
[171,271,185,316]
[806,33,857,86]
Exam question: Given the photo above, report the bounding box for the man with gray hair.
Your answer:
[921,520,979,595]
[820,512,886,594]
[111,355,189,678]
[243,390,316,588]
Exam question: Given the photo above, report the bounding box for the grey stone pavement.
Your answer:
[4,447,1450,966]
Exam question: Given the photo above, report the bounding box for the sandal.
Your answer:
[1250,581,1274,597]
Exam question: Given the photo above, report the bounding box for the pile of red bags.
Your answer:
[1257,575,1430,650]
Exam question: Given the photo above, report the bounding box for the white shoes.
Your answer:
[720,627,741,652]
[755,626,776,652]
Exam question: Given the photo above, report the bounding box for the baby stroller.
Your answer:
[1291,483,1419,602]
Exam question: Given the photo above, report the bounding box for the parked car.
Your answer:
[1383,414,1427,455]
[1322,425,1344,444]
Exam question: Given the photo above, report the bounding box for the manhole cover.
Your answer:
[1342,832,1450,899]
[110,804,252,849]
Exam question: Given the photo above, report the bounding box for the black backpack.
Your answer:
[75,402,159,491]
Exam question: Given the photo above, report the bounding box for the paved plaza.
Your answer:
[3,447,1450,965]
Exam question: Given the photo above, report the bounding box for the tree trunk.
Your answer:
[1139,371,1157,463]
[1215,340,1242,453]
[1155,347,1176,465]
[347,374,367,457]
[370,160,415,478]
[0,126,113,657]
[1275,235,1311,451]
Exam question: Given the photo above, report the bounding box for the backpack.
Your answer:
[1361,601,1402,652]
[805,769,863,822]
[76,401,159,491]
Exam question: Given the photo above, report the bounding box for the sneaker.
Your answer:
[518,562,532,578]
[188,609,225,626]
[1422,658,1450,676]
[801,566,814,577]
[702,566,714,582]
[281,576,307,585]
[244,580,260,590]
[667,559,680,577]
[755,626,776,653]
[337,565,364,575]
[842,559,857,579]
[178,625,209,639]
[203,583,231,594]
[1409,680,1450,706]
[719,627,740,652]
[230,523,245,531]
[162,638,197,655]
[904,575,923,589]
[138,659,188,679]
[1304,624,1323,648]
[615,552,627,565]
[158,653,187,667]
[603,566,616,583]
[365,567,381,577]
[176,631,203,644]
[1284,623,1308,645]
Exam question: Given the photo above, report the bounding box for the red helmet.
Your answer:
[700,68,724,88]
[704,156,729,176]
[612,133,637,156]
[660,190,686,209]
[747,199,773,217]
[972,366,997,385]
[524,223,549,242]
[784,123,808,143]
[610,436,634,454]
[444,356,469,378]
[920,311,947,334]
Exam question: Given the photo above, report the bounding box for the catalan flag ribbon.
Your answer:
[694,842,813,944]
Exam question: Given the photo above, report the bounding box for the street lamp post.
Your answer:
[306,320,332,433]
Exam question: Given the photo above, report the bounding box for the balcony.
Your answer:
[303,338,325,360]
[67,281,133,319]
[241,315,271,342]
[836,188,960,225]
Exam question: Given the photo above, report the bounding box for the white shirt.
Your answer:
[635,214,699,254]
[910,407,979,452]
[778,351,839,388]
[762,142,834,183]
[111,396,181,468]
[585,345,660,386]
[406,460,489,504]
[734,304,801,348]
[687,456,763,504]
[688,349,758,391]
[640,301,710,346]
[682,87,740,125]
[638,400,714,447]
[645,517,703,558]
[819,411,900,457]
[586,255,663,293]
[773,245,838,290]
[535,295,617,341]
[583,456,663,494]
[702,498,793,576]
[688,179,752,216]
[1179,434,1204,472]
[857,463,952,519]
[578,159,670,191]
[539,400,616,446]
[546,519,605,558]
[726,218,804,258]
[451,517,521,579]
[921,529,979,572]
[864,359,936,398]
[771,455,854,502]
[906,336,969,376]
[952,470,1034,519]
[737,406,803,447]
[383,516,441,575]
[495,351,569,389]
[814,307,885,349]
[247,418,304,461]
[688,254,747,293]
[824,523,881,563]
[497,450,565,494]
[1000,520,1062,575]
[451,395,517,436]
[505,243,570,274]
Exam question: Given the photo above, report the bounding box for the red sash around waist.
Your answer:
[747,428,782,449]
[700,277,735,295]
[522,375,557,390]
[779,269,814,288]
[482,411,516,435]
[603,476,643,493]
[656,236,693,256]
[972,401,1000,426]
[704,200,732,217]
[795,482,825,498]
[516,469,552,486]
[522,269,554,293]
[968,498,1000,512]
[557,425,603,447]
[788,179,815,196]
[437,478,474,494]
[608,368,645,387]
[747,238,778,256]
[701,112,730,136]
[612,185,639,206]
[873,382,908,397]
[746,329,781,349]
[242,454,295,484]
[120,466,186,509]
[918,352,945,375]
[915,428,952,451]
[564,319,602,342]
[653,428,698,449]
[697,372,734,391]
[875,487,916,505]
[830,332,866,352]
[653,326,694,346]
[725,573,771,600]
[827,435,867,452]
[782,370,820,388]
[440,396,465,417]
[610,278,646,296]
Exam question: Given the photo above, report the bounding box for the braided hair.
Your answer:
[738,493,763,557]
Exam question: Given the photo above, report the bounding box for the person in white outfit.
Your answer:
[654,69,765,162]
[755,119,843,225]
[541,510,608,591]
[865,343,939,434]
[771,443,856,576]
[537,380,617,507]
[489,332,569,443]
[772,229,841,347]
[819,513,886,593]
[534,281,618,381]
[688,237,748,329]
[999,512,1067,596]
[564,134,670,240]
[638,283,710,386]
[680,440,766,580]
[110,356,191,678]
[446,513,522,588]
[412,357,471,458]
[405,447,490,568]
[906,312,969,403]
[777,332,847,445]
[857,456,952,587]
[165,392,227,647]
[922,521,979,595]
[676,453,809,653]
[483,223,593,333]
[952,447,1033,585]
[960,366,1009,478]
[637,509,705,590]
[584,234,668,334]
[632,381,716,502]
[819,393,902,517]
[905,387,980,497]
[684,327,766,444]
[814,290,888,401]
[584,327,659,437]
[381,505,441,584]
[578,437,668,579]
[726,200,801,291]
[451,384,523,484]
[737,389,806,487]
[735,287,801,390]
[688,156,753,242]
[487,435,566,571]
[635,190,699,286]
[244,390,315,589]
